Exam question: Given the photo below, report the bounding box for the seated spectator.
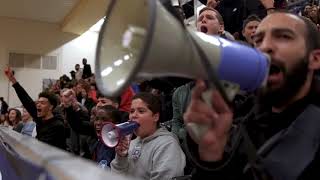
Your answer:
[309,5,319,24]
[8,108,23,132]
[111,92,186,180]
[21,108,36,137]
[197,7,234,40]
[241,15,261,46]
[303,4,312,18]
[4,67,66,150]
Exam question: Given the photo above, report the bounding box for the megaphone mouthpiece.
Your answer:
[101,121,140,147]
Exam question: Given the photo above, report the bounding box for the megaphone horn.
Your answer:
[95,0,270,99]
[101,121,140,148]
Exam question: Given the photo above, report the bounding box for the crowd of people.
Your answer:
[0,0,320,179]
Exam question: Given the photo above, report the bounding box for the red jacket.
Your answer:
[120,87,135,112]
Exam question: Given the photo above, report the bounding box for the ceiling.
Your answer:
[0,0,110,35]
[0,0,79,23]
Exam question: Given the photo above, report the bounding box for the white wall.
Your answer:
[60,31,98,75]
[0,17,99,107]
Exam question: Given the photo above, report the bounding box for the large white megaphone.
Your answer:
[95,0,270,99]
[101,121,140,148]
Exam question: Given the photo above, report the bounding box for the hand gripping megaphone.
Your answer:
[95,0,270,99]
[100,121,140,147]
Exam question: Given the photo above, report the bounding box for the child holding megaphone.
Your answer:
[110,92,186,180]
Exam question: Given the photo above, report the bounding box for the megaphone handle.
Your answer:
[185,89,215,143]
[187,85,238,144]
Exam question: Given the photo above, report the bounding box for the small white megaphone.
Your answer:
[95,0,270,99]
[100,121,140,147]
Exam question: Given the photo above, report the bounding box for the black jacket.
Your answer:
[82,64,92,79]
[184,84,320,179]
[12,83,66,150]
[0,100,8,115]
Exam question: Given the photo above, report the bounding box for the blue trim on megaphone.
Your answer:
[117,121,140,136]
[218,38,269,92]
[101,121,140,148]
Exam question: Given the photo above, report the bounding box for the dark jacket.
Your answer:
[13,122,24,133]
[184,86,320,180]
[12,83,66,150]
[65,107,115,166]
[78,97,96,116]
[0,100,8,115]
[82,64,92,79]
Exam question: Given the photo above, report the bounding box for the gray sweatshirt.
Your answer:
[111,127,186,180]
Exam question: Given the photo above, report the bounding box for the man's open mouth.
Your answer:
[200,26,208,33]
[269,64,282,75]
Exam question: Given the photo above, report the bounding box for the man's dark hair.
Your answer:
[96,91,121,105]
[38,91,59,109]
[0,97,3,101]
[299,15,320,76]
[132,92,161,114]
[300,16,320,52]
[242,14,261,29]
[199,7,224,25]
[132,92,161,126]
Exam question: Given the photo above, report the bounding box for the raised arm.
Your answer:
[4,66,38,120]
[61,89,94,136]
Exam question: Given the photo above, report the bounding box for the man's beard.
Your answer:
[258,56,309,108]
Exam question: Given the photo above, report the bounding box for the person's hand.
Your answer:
[115,135,131,157]
[260,0,274,9]
[4,66,17,84]
[61,89,77,108]
[207,0,220,9]
[183,80,233,161]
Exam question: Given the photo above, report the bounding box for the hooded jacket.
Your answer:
[111,127,186,180]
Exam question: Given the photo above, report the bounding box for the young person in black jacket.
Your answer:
[4,67,66,150]
[61,89,121,166]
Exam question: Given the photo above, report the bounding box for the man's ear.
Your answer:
[309,49,320,71]
[49,104,54,111]
[218,24,224,34]
[153,113,159,123]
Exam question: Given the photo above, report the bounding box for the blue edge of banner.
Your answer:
[0,141,54,180]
